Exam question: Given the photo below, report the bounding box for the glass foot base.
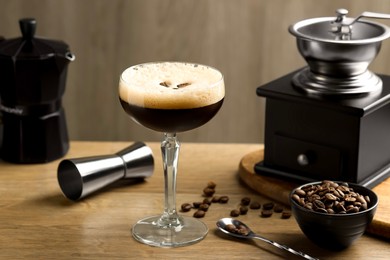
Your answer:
[132,215,208,247]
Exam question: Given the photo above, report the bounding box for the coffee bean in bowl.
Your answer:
[290,180,378,250]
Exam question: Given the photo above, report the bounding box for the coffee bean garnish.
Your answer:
[177,82,191,88]
[159,81,170,87]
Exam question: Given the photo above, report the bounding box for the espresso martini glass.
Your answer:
[119,62,225,247]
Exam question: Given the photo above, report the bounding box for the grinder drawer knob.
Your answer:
[297,154,310,166]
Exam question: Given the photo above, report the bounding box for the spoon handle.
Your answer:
[252,235,319,260]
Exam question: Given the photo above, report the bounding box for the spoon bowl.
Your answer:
[216,218,318,260]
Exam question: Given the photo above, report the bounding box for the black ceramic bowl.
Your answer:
[290,181,378,250]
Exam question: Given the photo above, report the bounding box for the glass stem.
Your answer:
[159,133,182,227]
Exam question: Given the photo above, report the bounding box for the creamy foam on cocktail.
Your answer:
[119,62,225,109]
[119,62,225,133]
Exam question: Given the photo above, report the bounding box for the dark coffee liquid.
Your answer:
[120,98,224,133]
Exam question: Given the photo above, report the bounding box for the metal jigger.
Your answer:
[57,142,154,200]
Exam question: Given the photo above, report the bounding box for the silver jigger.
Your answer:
[57,142,154,201]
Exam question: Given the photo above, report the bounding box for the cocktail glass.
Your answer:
[119,62,225,247]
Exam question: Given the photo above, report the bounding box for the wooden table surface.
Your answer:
[0,141,389,259]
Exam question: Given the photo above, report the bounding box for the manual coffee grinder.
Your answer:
[256,9,390,188]
[0,18,75,163]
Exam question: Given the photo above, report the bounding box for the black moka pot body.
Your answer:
[0,18,75,163]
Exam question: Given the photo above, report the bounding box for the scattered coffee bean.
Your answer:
[263,202,275,210]
[181,203,192,212]
[211,196,220,203]
[239,206,249,215]
[203,187,215,197]
[241,197,251,206]
[249,201,261,209]
[193,210,206,218]
[273,204,284,213]
[230,209,240,217]
[219,195,229,204]
[292,180,371,214]
[203,198,211,205]
[207,181,216,189]
[281,211,292,219]
[193,201,202,208]
[199,203,209,212]
[261,209,273,218]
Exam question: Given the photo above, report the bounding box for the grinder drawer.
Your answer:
[272,135,342,179]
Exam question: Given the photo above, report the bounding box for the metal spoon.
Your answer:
[216,218,318,260]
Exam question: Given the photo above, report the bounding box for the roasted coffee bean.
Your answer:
[327,208,335,214]
[304,202,313,210]
[241,197,251,206]
[325,193,338,201]
[193,201,202,208]
[344,196,356,203]
[294,188,306,197]
[313,199,325,209]
[292,194,301,204]
[261,209,273,218]
[181,203,192,212]
[315,207,328,214]
[281,211,292,219]
[203,198,211,205]
[199,203,209,212]
[249,201,261,209]
[263,202,275,210]
[193,210,206,218]
[219,196,229,204]
[225,224,237,233]
[273,205,284,213]
[207,181,217,189]
[226,224,249,236]
[347,206,359,213]
[239,206,249,215]
[203,187,215,197]
[230,209,240,217]
[211,196,220,203]
[236,225,250,236]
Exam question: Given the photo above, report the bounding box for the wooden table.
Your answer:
[0,141,388,259]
